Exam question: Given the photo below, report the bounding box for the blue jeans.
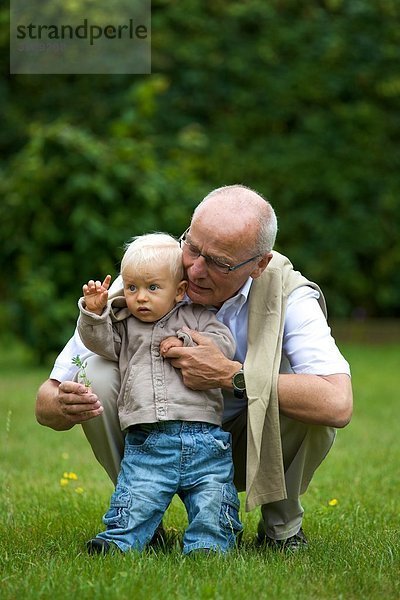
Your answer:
[95,421,243,554]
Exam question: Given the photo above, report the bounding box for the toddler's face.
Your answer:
[122,262,187,323]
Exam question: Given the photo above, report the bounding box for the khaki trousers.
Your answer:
[82,356,336,540]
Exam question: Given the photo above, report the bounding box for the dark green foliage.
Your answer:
[0,115,202,361]
[1,0,400,361]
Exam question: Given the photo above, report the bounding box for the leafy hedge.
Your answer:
[1,0,400,361]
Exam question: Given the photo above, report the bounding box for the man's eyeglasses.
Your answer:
[179,228,260,275]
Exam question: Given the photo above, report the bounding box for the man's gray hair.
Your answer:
[193,184,278,254]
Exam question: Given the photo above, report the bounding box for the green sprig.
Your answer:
[71,355,91,387]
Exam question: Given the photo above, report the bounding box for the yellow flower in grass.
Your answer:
[60,471,82,491]
[63,471,78,480]
[328,498,338,507]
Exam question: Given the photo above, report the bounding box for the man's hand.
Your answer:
[82,275,112,315]
[162,328,241,391]
[57,381,104,424]
[160,336,184,356]
[36,379,104,431]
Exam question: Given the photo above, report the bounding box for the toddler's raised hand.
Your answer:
[82,275,112,315]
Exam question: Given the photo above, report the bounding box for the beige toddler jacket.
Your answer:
[78,300,235,430]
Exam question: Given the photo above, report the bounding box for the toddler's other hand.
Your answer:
[160,336,184,356]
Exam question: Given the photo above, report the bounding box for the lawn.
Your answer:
[0,340,399,599]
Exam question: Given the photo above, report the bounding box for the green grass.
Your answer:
[0,340,399,599]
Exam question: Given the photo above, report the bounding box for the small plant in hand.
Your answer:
[72,355,91,387]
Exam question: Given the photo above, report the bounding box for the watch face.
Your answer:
[233,371,246,391]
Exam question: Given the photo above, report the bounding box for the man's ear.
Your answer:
[249,253,273,280]
[175,280,188,302]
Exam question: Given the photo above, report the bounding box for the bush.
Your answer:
[1,0,400,361]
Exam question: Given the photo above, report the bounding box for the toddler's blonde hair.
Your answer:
[121,233,184,281]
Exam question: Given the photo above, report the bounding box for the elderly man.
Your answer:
[36,185,352,550]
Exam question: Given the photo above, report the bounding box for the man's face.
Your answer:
[182,214,269,308]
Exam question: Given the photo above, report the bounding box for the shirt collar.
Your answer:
[216,277,252,317]
[184,277,253,314]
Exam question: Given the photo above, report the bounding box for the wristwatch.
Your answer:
[232,368,246,399]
